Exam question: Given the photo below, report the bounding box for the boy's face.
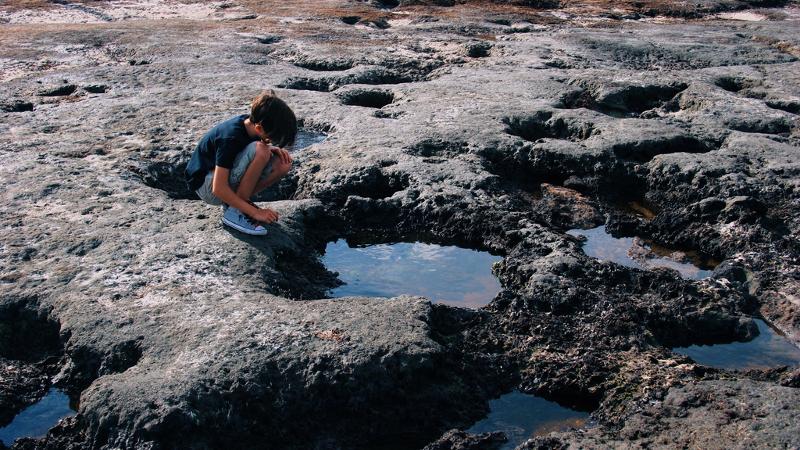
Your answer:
[254,123,271,144]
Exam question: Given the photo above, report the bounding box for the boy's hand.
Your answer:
[252,207,279,224]
[270,146,292,165]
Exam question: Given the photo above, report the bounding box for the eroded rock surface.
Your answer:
[521,379,800,449]
[1,0,799,448]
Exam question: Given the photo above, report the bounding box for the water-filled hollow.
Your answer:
[0,389,76,447]
[673,318,800,370]
[321,237,502,308]
[567,225,718,280]
[466,390,590,449]
[290,129,328,152]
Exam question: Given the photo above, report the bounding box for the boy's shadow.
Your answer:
[220,201,340,298]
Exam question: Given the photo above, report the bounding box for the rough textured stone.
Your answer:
[422,429,507,450]
[521,379,800,449]
[0,0,799,448]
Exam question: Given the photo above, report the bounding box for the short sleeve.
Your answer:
[214,138,240,169]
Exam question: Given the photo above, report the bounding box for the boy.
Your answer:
[184,90,296,235]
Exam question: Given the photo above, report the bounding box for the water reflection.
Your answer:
[466,391,590,449]
[0,389,75,446]
[322,240,502,308]
[567,226,716,280]
[290,129,327,152]
[674,319,800,369]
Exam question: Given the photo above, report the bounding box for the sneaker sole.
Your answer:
[221,217,268,236]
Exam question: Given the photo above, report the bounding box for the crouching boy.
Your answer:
[184,90,296,235]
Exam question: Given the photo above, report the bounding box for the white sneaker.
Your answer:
[221,205,267,235]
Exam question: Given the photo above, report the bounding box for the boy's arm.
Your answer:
[211,167,259,217]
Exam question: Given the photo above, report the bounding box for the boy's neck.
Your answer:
[243,118,261,139]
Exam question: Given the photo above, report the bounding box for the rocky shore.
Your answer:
[1,0,799,448]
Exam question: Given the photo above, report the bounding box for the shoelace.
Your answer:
[245,216,261,227]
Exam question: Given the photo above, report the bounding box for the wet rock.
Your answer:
[522,379,800,448]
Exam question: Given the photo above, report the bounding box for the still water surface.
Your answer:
[674,319,800,369]
[567,226,716,280]
[0,389,75,446]
[322,240,502,308]
[467,391,590,449]
[290,129,327,151]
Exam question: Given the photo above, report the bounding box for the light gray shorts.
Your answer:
[195,141,274,206]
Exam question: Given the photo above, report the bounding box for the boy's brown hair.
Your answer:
[250,89,297,148]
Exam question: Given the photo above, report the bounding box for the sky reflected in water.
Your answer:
[467,391,589,449]
[323,240,502,308]
[290,129,327,152]
[567,226,716,280]
[0,389,75,446]
[674,319,800,369]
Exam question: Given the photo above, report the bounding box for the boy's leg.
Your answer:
[195,170,223,206]
[230,141,273,201]
[252,155,291,195]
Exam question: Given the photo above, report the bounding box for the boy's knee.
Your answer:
[253,141,271,163]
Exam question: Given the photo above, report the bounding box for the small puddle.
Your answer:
[466,391,590,448]
[673,319,800,370]
[290,129,327,151]
[566,226,717,280]
[321,239,502,308]
[0,389,75,446]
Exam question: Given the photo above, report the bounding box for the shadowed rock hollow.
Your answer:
[1,0,799,448]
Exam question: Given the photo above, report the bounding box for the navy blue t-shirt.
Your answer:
[184,114,258,191]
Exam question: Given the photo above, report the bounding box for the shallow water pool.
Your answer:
[0,389,75,446]
[673,319,800,370]
[322,240,502,308]
[567,226,716,280]
[466,391,590,449]
[290,129,327,151]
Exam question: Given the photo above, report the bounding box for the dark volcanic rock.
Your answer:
[521,379,800,448]
[0,359,55,427]
[423,429,507,450]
